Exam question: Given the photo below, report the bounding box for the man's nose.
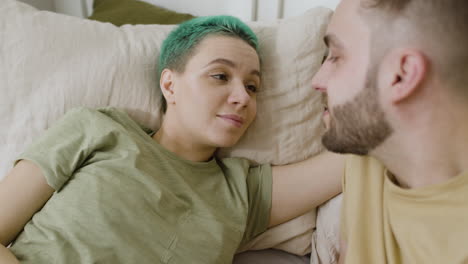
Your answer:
[311,65,328,93]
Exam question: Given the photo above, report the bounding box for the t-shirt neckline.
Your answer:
[384,169,468,199]
[144,129,219,170]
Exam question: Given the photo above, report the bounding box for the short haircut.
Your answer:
[361,0,468,94]
[158,16,259,112]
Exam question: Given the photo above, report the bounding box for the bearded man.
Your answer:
[312,0,468,263]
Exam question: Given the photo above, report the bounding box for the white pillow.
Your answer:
[0,0,332,256]
[310,194,343,264]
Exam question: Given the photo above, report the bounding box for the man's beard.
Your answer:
[322,68,393,155]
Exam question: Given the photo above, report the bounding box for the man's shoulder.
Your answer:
[345,154,384,166]
[345,154,385,171]
[343,154,386,188]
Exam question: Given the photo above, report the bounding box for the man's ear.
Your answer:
[160,69,176,106]
[387,49,428,103]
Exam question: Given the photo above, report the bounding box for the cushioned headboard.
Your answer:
[74,0,340,21]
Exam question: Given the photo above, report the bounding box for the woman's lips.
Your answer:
[218,114,244,128]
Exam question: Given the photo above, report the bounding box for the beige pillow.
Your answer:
[0,0,331,255]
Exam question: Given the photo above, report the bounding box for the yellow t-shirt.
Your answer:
[341,155,468,264]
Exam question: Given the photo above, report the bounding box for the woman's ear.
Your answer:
[388,49,428,104]
[160,69,176,106]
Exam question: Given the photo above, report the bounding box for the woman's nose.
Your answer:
[228,82,251,107]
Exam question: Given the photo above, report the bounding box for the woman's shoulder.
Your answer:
[60,106,145,134]
[62,106,122,119]
[64,106,133,124]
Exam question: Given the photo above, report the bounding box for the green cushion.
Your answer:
[88,0,196,26]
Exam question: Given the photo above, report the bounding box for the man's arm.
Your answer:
[269,151,344,227]
[0,160,54,261]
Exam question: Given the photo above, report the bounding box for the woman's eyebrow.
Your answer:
[204,58,236,68]
[205,58,261,77]
[251,70,261,78]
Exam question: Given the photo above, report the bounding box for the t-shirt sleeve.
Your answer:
[14,107,107,191]
[240,163,272,246]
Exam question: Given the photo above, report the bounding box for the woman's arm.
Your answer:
[0,160,54,247]
[269,151,344,227]
[0,245,19,264]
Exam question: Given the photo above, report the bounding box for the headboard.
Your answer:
[59,0,340,20]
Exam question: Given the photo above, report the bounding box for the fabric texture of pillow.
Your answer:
[0,0,332,256]
[310,194,343,264]
[89,0,195,26]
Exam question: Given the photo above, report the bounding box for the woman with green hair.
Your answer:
[0,15,343,263]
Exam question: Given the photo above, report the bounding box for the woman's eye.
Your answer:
[246,84,257,93]
[211,74,228,81]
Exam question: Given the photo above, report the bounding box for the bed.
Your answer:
[0,0,342,263]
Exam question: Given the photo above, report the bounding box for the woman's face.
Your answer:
[162,35,260,148]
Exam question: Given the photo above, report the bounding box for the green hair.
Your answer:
[158,15,259,113]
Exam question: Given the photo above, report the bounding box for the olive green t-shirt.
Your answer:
[341,155,468,264]
[10,107,272,264]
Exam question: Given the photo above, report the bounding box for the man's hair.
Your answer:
[157,16,259,113]
[361,0,468,95]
